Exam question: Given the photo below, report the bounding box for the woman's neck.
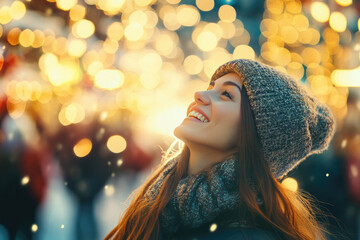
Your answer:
[187,144,238,175]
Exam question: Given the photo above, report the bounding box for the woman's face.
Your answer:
[174,72,243,151]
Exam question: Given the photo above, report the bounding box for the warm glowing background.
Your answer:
[0,0,360,239]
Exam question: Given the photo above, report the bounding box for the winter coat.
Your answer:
[144,155,281,240]
[161,221,280,240]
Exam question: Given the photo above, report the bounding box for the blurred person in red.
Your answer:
[0,96,51,240]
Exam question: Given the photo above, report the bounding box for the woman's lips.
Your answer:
[185,117,204,122]
[187,106,210,122]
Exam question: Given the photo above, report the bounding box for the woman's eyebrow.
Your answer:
[209,80,242,93]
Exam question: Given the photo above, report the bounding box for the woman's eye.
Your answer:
[222,90,232,99]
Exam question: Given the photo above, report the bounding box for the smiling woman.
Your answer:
[174,73,243,176]
[104,58,337,240]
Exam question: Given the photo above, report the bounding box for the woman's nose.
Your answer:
[194,91,210,105]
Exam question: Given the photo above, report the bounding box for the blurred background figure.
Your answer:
[0,95,50,240]
[45,118,156,240]
[334,88,360,239]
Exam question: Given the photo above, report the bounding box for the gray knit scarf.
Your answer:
[144,154,261,236]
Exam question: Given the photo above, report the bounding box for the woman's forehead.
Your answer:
[211,72,243,88]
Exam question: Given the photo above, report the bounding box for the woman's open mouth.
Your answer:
[187,110,209,123]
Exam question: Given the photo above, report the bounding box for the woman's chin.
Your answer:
[173,126,184,141]
[173,126,192,144]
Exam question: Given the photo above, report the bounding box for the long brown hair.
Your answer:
[105,84,331,240]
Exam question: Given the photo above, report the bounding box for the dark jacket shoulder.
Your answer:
[166,224,280,240]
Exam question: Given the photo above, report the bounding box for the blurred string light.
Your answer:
[0,0,357,136]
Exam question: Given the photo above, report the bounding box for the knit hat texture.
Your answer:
[211,59,337,179]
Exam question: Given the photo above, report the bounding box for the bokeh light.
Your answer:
[10,1,26,20]
[329,12,347,32]
[73,138,92,157]
[282,177,298,192]
[124,23,144,41]
[218,5,236,23]
[184,55,203,75]
[107,135,127,153]
[72,19,95,38]
[69,4,86,21]
[336,0,352,7]
[19,29,35,47]
[0,6,13,25]
[94,69,125,90]
[310,2,330,23]
[196,31,217,52]
[176,5,200,27]
[196,0,214,11]
[57,0,78,11]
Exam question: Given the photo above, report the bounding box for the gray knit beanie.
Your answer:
[211,59,337,179]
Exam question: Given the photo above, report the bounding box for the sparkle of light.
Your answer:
[31,224,38,232]
[117,159,123,166]
[209,223,217,232]
[21,176,30,185]
[104,184,115,196]
[341,139,347,148]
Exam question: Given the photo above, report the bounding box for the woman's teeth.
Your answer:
[188,111,208,123]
